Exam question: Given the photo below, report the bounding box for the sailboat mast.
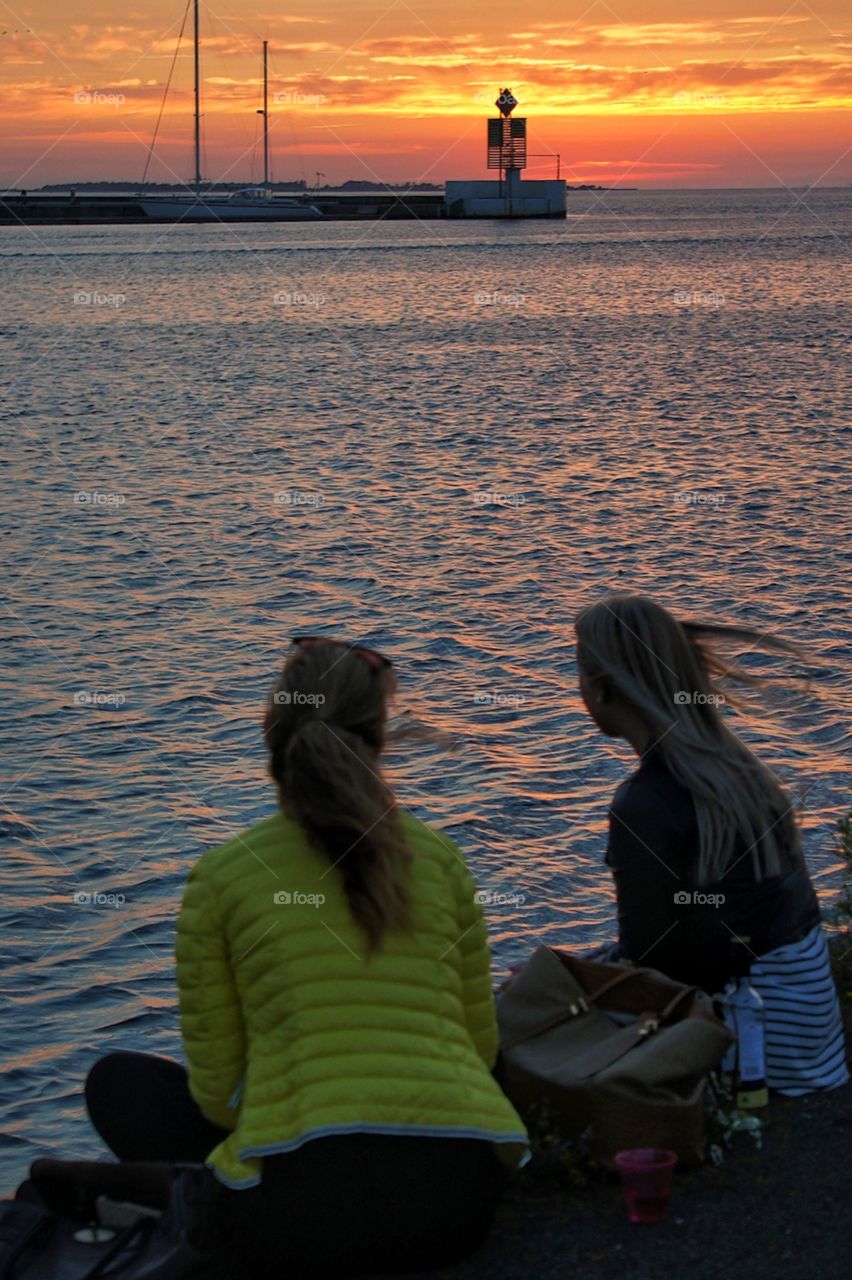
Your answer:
[262,40,269,188]
[193,0,201,196]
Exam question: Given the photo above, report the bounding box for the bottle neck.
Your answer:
[729,935,754,981]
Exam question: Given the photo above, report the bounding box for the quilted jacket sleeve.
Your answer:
[450,852,499,1070]
[176,859,246,1131]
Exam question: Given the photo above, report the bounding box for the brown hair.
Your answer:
[265,642,412,951]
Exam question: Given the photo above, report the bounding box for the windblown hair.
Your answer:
[575,594,804,884]
[265,643,412,952]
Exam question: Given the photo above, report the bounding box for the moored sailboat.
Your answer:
[139,11,322,222]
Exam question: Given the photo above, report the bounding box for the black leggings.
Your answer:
[85,1052,504,1278]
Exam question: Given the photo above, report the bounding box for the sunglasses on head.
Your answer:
[290,636,393,671]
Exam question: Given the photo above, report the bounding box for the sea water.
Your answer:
[1,187,850,1184]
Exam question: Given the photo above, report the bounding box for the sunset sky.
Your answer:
[1,0,850,188]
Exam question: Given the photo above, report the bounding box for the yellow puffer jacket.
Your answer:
[176,808,528,1187]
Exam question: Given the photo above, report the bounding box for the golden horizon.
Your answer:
[2,3,850,188]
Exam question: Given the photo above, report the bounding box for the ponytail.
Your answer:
[266,646,411,951]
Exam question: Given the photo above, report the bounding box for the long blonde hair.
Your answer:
[575,594,804,884]
[265,643,412,951]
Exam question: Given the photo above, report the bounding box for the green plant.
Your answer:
[516,1100,601,1189]
[705,1073,764,1164]
[836,813,852,925]
[828,813,852,1026]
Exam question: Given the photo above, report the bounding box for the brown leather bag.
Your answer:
[497,947,734,1168]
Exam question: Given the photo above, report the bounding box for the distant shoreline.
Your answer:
[5,182,845,196]
[17,181,628,195]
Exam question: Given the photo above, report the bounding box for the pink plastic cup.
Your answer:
[614,1148,678,1224]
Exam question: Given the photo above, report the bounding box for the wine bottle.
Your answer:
[721,935,769,1118]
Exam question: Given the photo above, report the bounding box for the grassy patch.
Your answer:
[828,812,852,1032]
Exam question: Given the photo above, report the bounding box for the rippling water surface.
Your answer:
[1,188,850,1185]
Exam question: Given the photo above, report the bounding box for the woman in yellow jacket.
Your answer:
[85,637,528,1277]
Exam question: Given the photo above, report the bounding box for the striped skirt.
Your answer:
[750,924,849,1096]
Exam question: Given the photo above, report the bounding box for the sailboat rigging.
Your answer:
[140,0,322,222]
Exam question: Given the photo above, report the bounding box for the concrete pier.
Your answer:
[0,190,446,226]
[444,178,566,218]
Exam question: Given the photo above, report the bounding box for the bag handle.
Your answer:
[572,958,700,1019]
[592,978,701,1026]
[501,1000,590,1052]
[657,985,701,1022]
[501,954,700,1051]
[583,965,661,1001]
[579,961,686,1002]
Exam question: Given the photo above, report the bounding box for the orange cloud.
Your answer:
[1,4,850,187]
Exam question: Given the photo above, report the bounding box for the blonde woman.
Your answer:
[576,594,848,1097]
[86,638,527,1278]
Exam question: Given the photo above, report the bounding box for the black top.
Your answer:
[606,747,821,995]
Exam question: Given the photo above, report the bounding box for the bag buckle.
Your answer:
[638,1016,660,1039]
